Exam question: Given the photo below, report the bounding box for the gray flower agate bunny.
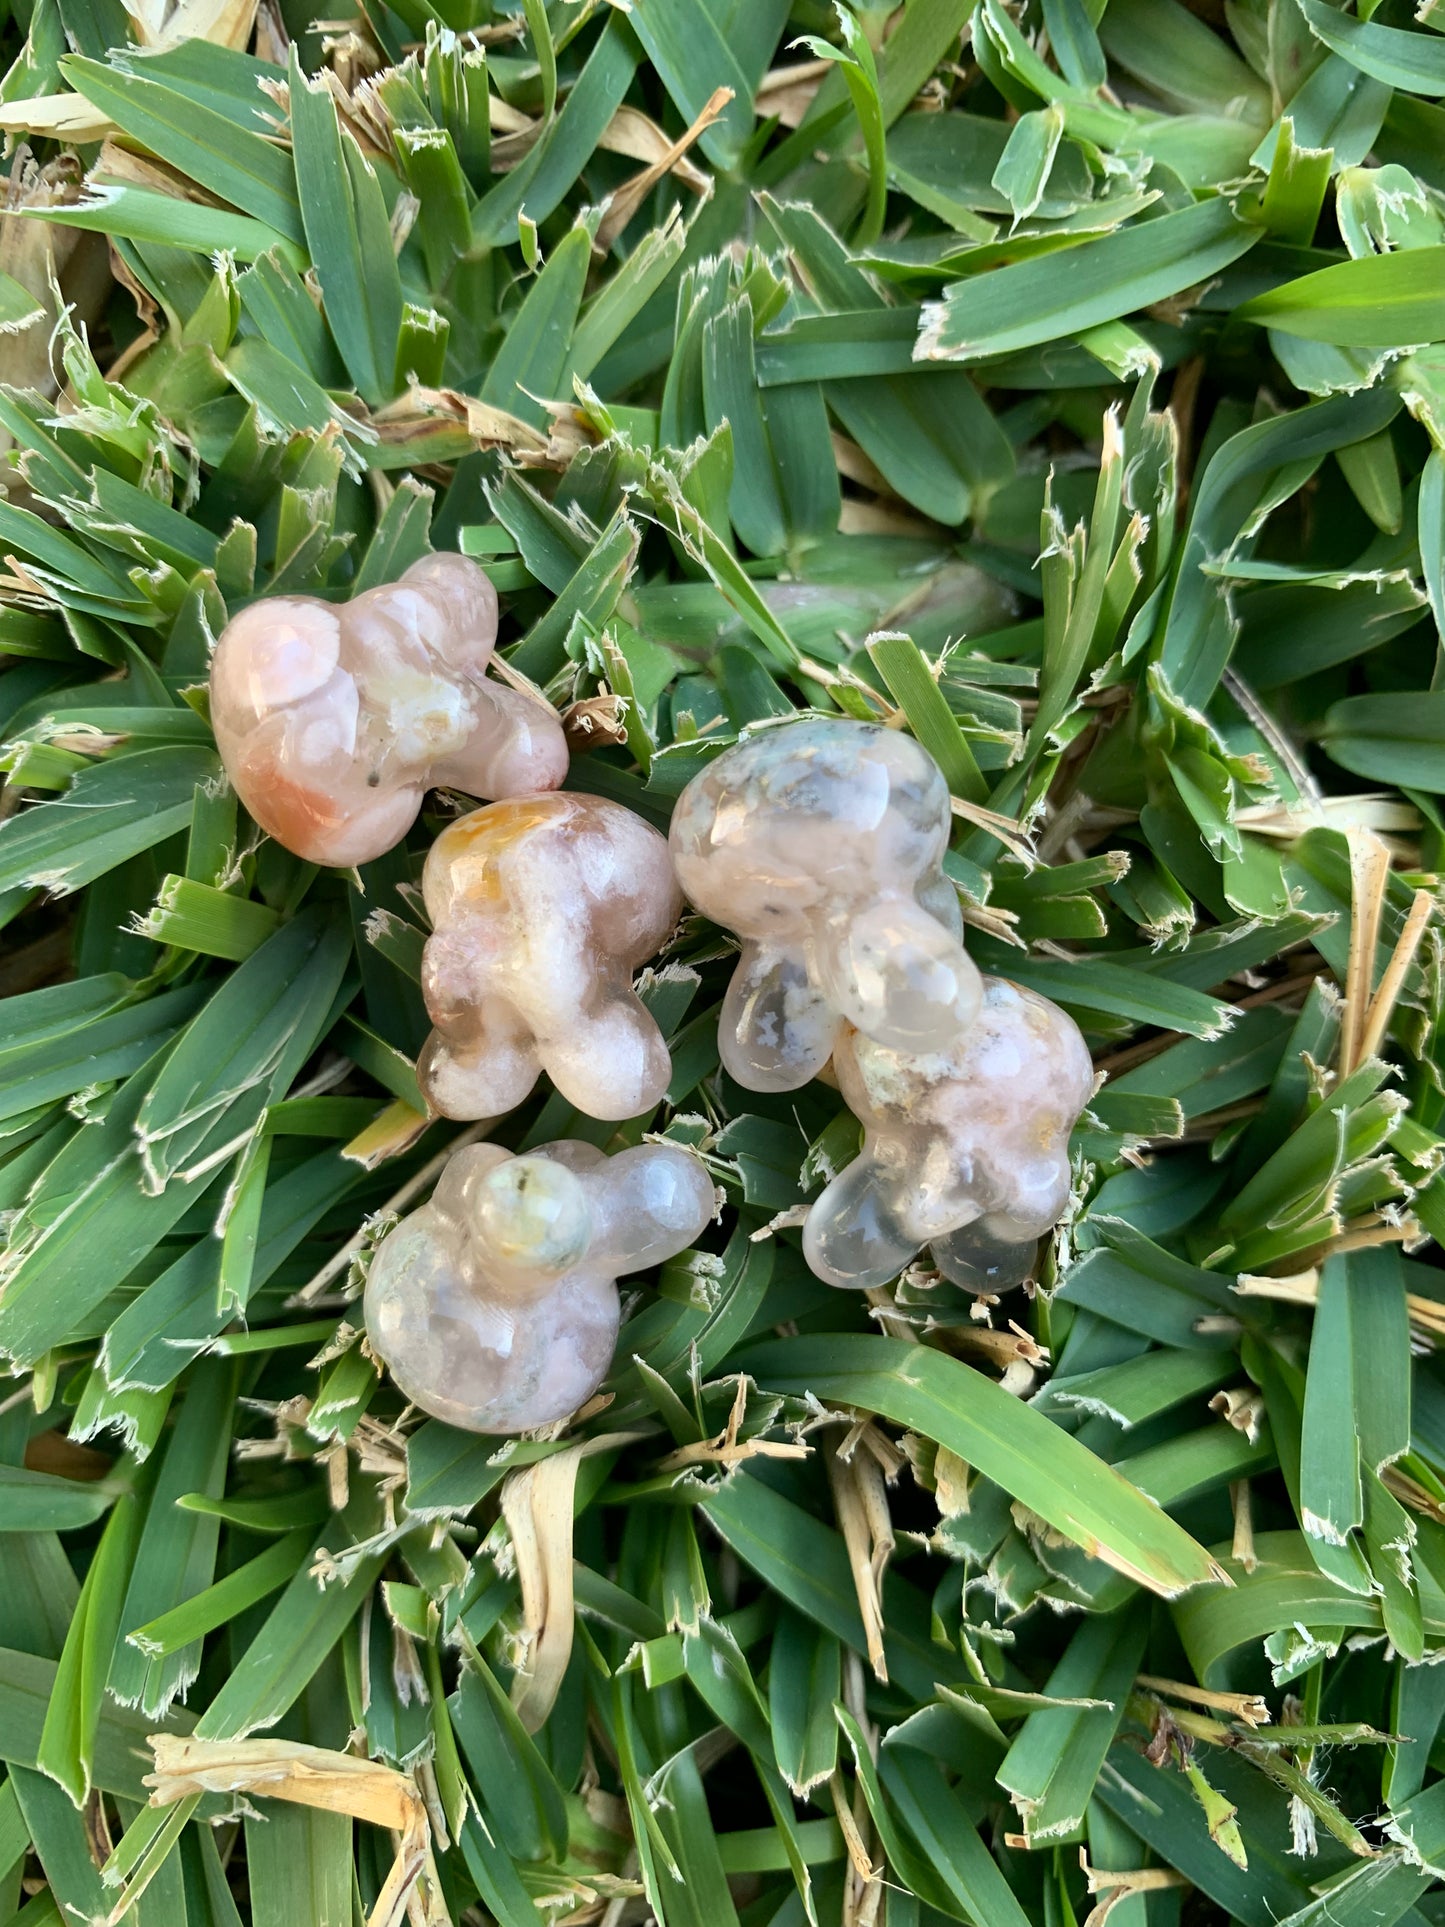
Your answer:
[803,975,1095,1293]
[365,1138,716,1433]
[669,718,982,1092]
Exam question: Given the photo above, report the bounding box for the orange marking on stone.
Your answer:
[436,794,589,906]
[243,758,346,850]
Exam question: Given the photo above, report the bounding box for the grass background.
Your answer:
[2,0,1445,1920]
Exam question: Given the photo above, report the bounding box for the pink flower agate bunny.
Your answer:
[419,793,682,1123]
[365,1138,716,1432]
[804,976,1095,1293]
[209,552,568,866]
[670,718,982,1092]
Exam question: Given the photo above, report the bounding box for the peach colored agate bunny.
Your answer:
[419,793,682,1123]
[210,553,567,866]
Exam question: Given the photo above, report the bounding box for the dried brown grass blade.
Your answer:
[597,104,711,188]
[0,94,118,141]
[1357,887,1434,1063]
[1230,1479,1258,1573]
[594,92,732,252]
[1080,1848,1188,1927]
[829,1768,877,1883]
[1341,829,1391,1072]
[1134,1674,1269,1727]
[341,1100,431,1169]
[502,1430,648,1730]
[140,0,260,48]
[824,1428,893,1683]
[145,1736,448,1927]
[755,57,833,126]
[655,1378,808,1470]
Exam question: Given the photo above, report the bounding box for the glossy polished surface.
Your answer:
[803,975,1095,1291]
[364,1139,716,1431]
[418,792,682,1122]
[670,718,982,1091]
[210,553,568,866]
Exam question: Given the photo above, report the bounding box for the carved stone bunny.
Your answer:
[365,1139,715,1431]
[670,718,981,1092]
[210,553,567,866]
[419,793,681,1123]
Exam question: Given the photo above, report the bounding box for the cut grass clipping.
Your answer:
[4,0,1445,1921]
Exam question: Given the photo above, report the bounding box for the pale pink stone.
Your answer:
[209,553,568,866]
[418,793,683,1123]
[364,1138,716,1432]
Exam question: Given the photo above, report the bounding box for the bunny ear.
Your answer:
[400,550,500,656]
[719,940,838,1093]
[431,1141,513,1222]
[587,1145,717,1274]
[803,1154,923,1291]
[430,679,568,800]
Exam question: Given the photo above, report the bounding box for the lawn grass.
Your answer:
[2,0,1445,1921]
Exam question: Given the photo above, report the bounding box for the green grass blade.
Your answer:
[738,1335,1226,1595]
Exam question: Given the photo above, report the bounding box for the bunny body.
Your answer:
[419,793,681,1122]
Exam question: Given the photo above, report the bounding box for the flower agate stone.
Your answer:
[419,793,682,1122]
[365,1138,715,1432]
[803,976,1095,1293]
[209,552,568,866]
[670,718,982,1092]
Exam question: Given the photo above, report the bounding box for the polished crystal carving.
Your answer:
[365,1139,716,1432]
[418,792,682,1123]
[670,717,982,1092]
[209,553,568,866]
[803,975,1095,1292]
